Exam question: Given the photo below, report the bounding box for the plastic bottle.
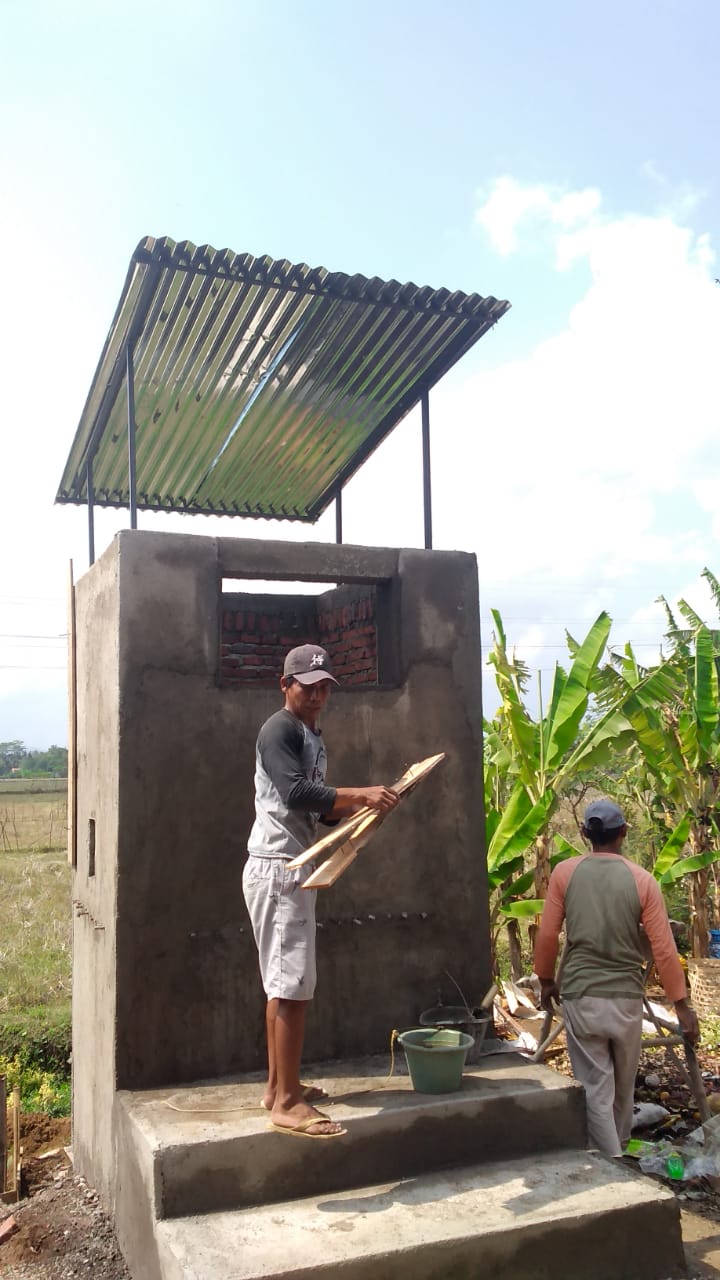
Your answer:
[665,1152,684,1180]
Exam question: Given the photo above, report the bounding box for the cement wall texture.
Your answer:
[72,529,491,1199]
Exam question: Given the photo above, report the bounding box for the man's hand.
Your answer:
[674,997,700,1046]
[359,786,399,814]
[539,978,560,1013]
[331,786,400,818]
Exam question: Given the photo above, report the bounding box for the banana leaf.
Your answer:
[499,898,545,919]
[487,783,556,877]
[487,853,525,890]
[544,613,612,770]
[502,868,536,899]
[695,626,719,759]
[551,833,585,865]
[659,845,720,884]
[652,811,692,882]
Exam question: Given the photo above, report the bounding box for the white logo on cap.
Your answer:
[310,652,325,667]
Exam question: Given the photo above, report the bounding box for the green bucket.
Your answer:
[397,1028,474,1094]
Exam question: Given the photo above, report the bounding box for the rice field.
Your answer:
[0,788,71,1014]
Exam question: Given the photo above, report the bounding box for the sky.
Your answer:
[2,0,720,748]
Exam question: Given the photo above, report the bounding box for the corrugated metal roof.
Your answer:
[56,236,510,522]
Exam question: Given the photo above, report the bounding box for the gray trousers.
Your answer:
[562,996,643,1156]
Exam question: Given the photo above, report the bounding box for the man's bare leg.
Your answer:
[262,998,327,1110]
[269,998,342,1134]
[262,999,279,1111]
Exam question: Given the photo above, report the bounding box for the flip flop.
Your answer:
[268,1114,347,1140]
[260,1083,329,1110]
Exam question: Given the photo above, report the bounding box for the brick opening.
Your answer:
[220,583,385,687]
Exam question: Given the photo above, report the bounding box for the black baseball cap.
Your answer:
[283,644,338,686]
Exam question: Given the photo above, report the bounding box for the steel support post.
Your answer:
[87,457,95,566]
[421,388,432,549]
[126,343,138,529]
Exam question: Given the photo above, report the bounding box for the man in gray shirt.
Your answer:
[243,644,398,1139]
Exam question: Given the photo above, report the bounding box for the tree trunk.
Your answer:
[711,863,720,930]
[533,832,552,899]
[506,918,524,980]
[687,825,711,958]
[529,831,553,953]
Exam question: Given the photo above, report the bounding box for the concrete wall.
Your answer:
[72,542,121,1201]
[72,529,492,1196]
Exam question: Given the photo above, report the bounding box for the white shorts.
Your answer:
[242,856,317,1000]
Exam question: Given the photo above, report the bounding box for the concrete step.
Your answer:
[116,1051,586,1220]
[154,1148,685,1280]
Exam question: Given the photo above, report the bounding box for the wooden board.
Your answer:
[67,561,78,869]
[286,806,376,870]
[300,753,446,890]
[287,753,445,872]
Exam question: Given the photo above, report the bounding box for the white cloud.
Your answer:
[4,174,720,735]
[474,176,602,256]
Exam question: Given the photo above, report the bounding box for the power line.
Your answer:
[0,665,67,671]
[0,633,68,641]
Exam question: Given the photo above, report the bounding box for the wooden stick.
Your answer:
[642,998,711,1122]
[286,808,375,870]
[67,561,78,869]
[12,1088,19,1200]
[289,753,446,877]
[303,811,384,889]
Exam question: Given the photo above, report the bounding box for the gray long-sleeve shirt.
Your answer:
[247,709,337,860]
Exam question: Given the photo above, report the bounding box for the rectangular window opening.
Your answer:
[88,818,96,878]
[219,576,395,689]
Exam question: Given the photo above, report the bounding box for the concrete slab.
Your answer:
[155,1148,686,1280]
[117,1052,586,1218]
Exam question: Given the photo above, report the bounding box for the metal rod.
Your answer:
[421,388,432,549]
[126,343,138,530]
[335,488,343,544]
[86,457,95,566]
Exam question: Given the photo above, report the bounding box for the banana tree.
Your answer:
[611,609,720,957]
[486,610,635,909]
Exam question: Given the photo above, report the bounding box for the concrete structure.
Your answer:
[71,528,688,1279]
[71,529,492,1205]
[113,1054,686,1280]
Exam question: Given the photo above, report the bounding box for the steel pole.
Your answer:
[87,457,95,566]
[421,388,432,549]
[127,343,138,529]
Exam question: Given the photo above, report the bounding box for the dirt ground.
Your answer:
[0,1115,129,1279]
[3,1045,720,1279]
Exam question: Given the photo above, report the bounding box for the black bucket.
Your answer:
[419,1004,491,1063]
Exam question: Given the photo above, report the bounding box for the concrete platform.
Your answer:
[116,1051,587,1218]
[113,1052,686,1280]
[155,1149,686,1280]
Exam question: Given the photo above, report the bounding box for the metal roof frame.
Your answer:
[56,237,510,561]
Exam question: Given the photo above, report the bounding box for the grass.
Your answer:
[0,791,71,1114]
[0,793,68,853]
[0,850,71,1013]
[0,778,67,795]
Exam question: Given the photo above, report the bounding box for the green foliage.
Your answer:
[0,741,68,778]
[0,1008,71,1117]
[0,1053,70,1117]
[0,1007,71,1076]
[699,1015,720,1054]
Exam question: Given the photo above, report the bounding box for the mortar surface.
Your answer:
[155,1147,682,1280]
